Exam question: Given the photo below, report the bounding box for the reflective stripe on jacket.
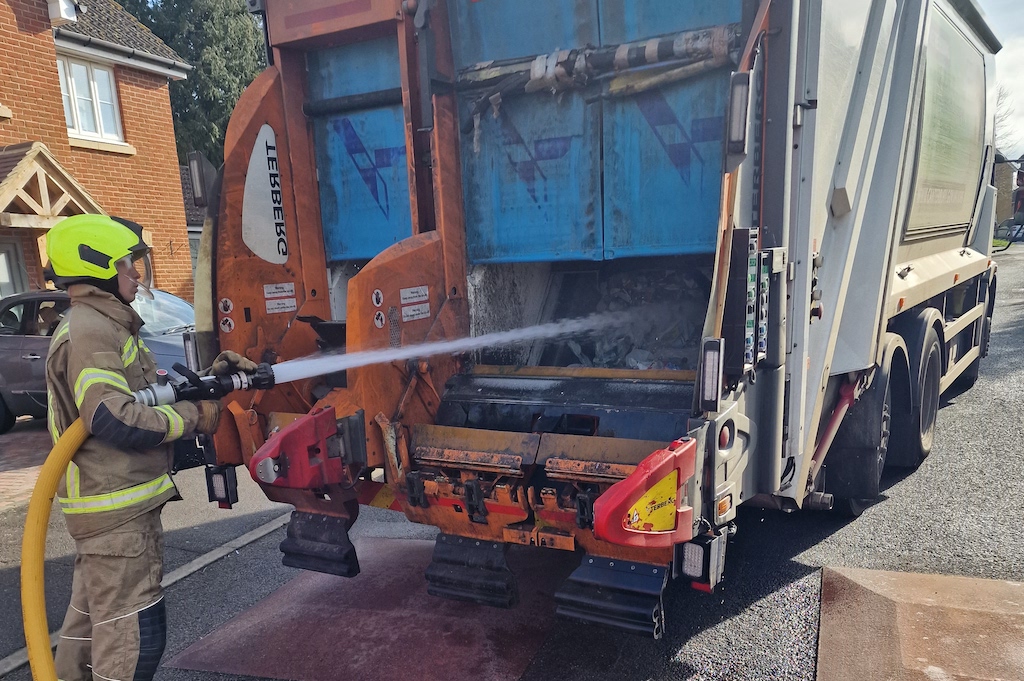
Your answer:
[46,285,201,539]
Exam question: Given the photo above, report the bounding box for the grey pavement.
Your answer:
[2,250,1023,680]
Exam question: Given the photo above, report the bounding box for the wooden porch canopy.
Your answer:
[0,141,104,228]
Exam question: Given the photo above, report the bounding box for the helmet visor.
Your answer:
[115,251,154,300]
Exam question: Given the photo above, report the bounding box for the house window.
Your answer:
[56,57,124,142]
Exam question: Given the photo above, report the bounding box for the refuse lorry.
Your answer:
[190,0,1001,637]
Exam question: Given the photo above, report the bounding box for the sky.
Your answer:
[979,0,1024,159]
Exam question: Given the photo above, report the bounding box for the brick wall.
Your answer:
[63,68,194,300]
[0,0,193,301]
[0,0,70,157]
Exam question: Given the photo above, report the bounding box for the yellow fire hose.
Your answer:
[22,417,88,681]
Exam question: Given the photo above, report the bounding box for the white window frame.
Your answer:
[56,55,125,143]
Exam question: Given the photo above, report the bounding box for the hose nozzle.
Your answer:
[132,362,276,407]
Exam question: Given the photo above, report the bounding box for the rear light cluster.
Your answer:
[206,465,239,509]
[677,532,727,592]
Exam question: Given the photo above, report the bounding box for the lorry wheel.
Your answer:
[0,396,15,435]
[890,325,941,468]
[833,376,891,518]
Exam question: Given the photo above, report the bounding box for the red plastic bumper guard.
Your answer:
[248,407,347,489]
[592,438,698,548]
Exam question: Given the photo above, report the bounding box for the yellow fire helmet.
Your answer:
[45,214,153,296]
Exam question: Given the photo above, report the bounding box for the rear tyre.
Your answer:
[834,376,891,518]
[0,396,15,435]
[891,325,941,468]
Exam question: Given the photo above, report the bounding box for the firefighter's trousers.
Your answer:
[55,507,166,681]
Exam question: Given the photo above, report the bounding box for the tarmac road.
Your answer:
[2,249,1023,681]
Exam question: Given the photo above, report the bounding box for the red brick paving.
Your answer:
[0,417,52,513]
[167,537,580,681]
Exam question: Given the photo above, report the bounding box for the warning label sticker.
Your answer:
[264,282,295,299]
[401,302,430,322]
[266,298,297,314]
[400,285,429,305]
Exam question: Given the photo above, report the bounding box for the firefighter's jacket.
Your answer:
[46,284,201,540]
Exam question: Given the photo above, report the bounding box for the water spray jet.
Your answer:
[131,309,643,407]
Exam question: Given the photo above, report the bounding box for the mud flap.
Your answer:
[424,534,518,608]
[280,511,360,578]
[554,557,669,639]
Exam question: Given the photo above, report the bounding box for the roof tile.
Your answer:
[59,0,185,65]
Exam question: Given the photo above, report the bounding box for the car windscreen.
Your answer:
[132,290,195,336]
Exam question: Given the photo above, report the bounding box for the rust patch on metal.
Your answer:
[415,448,524,476]
[412,424,541,466]
[503,525,576,551]
[536,432,668,466]
[543,458,637,483]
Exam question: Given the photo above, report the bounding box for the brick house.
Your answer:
[0,0,195,300]
[995,153,1021,225]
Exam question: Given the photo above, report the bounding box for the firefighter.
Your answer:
[43,214,256,681]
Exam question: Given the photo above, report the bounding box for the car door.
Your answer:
[0,298,31,414]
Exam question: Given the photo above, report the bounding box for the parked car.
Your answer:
[129,290,198,376]
[0,289,196,435]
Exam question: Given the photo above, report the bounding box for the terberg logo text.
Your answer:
[265,140,289,257]
[242,124,289,265]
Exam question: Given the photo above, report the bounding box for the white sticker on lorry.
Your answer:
[242,124,290,265]
[400,286,429,305]
[263,282,295,299]
[266,298,297,314]
[401,302,430,322]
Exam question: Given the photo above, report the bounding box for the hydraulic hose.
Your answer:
[22,417,88,681]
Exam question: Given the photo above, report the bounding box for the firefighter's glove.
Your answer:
[202,350,258,377]
[195,401,222,434]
